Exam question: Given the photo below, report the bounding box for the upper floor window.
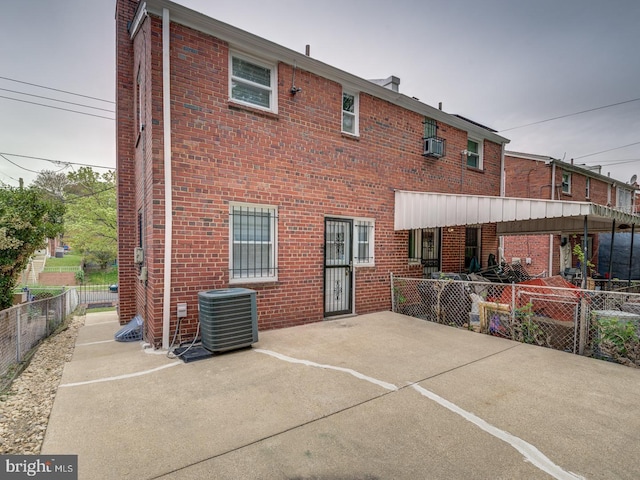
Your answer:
[585,177,591,199]
[562,172,571,194]
[230,53,277,112]
[466,138,482,169]
[229,203,278,282]
[617,187,632,213]
[342,91,359,135]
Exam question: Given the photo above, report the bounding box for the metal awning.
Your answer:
[394,190,640,235]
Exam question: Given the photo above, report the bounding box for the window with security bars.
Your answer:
[230,53,276,112]
[423,117,437,139]
[408,228,441,275]
[230,204,278,281]
[354,220,374,265]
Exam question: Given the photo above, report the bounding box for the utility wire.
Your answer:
[0,153,48,174]
[0,75,114,104]
[0,95,115,120]
[0,87,114,113]
[0,154,69,175]
[0,152,114,170]
[498,98,640,132]
[573,141,640,160]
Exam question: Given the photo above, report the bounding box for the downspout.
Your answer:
[498,143,505,263]
[548,162,556,276]
[162,7,172,350]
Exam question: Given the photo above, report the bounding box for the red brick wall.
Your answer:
[504,156,610,276]
[116,0,138,325]
[117,4,504,347]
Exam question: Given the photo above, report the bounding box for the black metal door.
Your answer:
[324,218,353,316]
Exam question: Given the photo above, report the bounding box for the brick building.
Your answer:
[503,151,637,277]
[115,0,513,348]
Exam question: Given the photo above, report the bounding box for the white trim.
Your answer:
[129,2,148,39]
[161,7,172,350]
[341,90,359,136]
[229,51,278,113]
[466,137,483,169]
[353,218,375,267]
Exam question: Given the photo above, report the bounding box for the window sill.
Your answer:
[230,276,278,286]
[228,101,279,120]
[341,132,360,141]
[466,166,484,173]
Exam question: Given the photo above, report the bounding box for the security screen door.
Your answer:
[324,218,353,316]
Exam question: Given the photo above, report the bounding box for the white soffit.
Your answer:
[394,191,640,235]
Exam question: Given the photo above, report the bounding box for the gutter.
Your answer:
[161,7,172,350]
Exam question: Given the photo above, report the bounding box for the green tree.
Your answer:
[64,168,117,269]
[0,186,65,309]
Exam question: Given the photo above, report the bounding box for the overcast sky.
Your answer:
[0,0,638,188]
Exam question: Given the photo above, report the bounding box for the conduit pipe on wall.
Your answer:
[162,7,173,350]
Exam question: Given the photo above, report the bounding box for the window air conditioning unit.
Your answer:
[423,137,445,158]
[198,288,258,353]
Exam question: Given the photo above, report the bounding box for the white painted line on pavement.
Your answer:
[254,348,583,480]
[59,361,182,388]
[412,384,585,480]
[254,349,398,391]
[75,339,115,346]
[84,321,117,326]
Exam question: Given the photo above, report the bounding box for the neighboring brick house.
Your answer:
[115,0,511,348]
[503,151,637,278]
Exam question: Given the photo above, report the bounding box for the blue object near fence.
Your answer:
[115,315,143,342]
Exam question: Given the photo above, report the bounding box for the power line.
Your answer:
[0,152,114,170]
[0,153,69,175]
[0,153,46,174]
[0,95,115,120]
[0,75,114,104]
[573,141,640,160]
[0,87,114,113]
[498,98,640,132]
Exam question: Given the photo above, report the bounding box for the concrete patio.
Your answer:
[42,310,640,479]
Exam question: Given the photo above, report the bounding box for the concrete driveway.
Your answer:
[42,311,640,480]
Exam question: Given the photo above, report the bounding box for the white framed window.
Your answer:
[466,138,482,169]
[229,52,277,113]
[562,172,571,194]
[342,91,359,135]
[354,219,374,266]
[617,187,632,213]
[229,203,278,282]
[585,177,591,199]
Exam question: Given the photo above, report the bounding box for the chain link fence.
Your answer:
[391,275,640,367]
[0,289,79,390]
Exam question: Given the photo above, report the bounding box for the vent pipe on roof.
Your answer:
[305,44,310,56]
[439,102,443,110]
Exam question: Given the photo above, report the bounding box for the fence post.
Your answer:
[16,310,21,364]
[578,295,588,355]
[510,282,516,322]
[390,273,395,312]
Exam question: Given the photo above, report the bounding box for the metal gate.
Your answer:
[324,218,353,316]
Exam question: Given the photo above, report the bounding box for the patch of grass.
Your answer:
[45,253,83,267]
[86,267,118,285]
[86,306,117,313]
